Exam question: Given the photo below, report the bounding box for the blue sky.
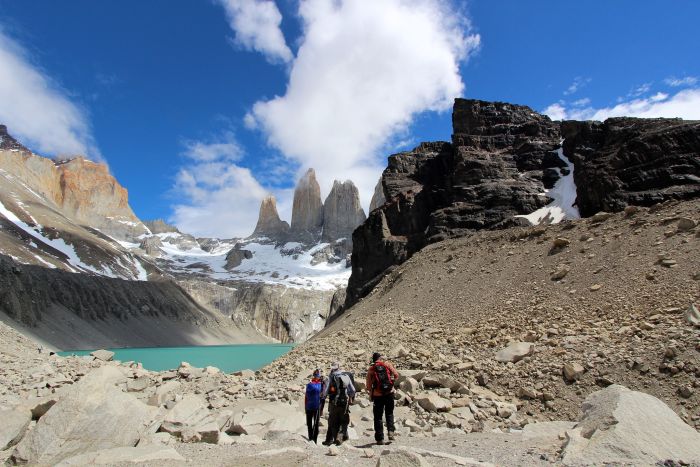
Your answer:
[0,0,699,237]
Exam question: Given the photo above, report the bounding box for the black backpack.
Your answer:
[373,362,394,394]
[329,373,349,406]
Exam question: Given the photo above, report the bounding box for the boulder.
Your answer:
[686,302,700,327]
[55,445,184,465]
[160,394,219,443]
[495,342,534,363]
[415,394,452,412]
[561,385,700,465]
[127,376,151,392]
[90,349,115,362]
[399,377,419,394]
[0,408,31,450]
[148,381,181,406]
[228,402,304,437]
[377,447,432,466]
[563,362,585,382]
[11,366,158,466]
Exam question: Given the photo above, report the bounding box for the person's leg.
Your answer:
[306,410,314,440]
[312,408,321,442]
[341,407,350,441]
[323,405,336,445]
[325,404,340,445]
[373,397,385,442]
[386,395,396,440]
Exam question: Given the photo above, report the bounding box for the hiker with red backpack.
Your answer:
[304,369,325,443]
[366,352,399,445]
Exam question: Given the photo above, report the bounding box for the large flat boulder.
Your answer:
[562,385,700,465]
[159,394,219,444]
[0,408,31,450]
[10,366,158,465]
[228,401,304,437]
[55,445,184,465]
[495,342,534,363]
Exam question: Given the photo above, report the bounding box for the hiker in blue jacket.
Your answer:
[304,369,325,443]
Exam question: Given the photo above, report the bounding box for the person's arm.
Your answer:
[388,361,399,380]
[365,367,374,399]
[321,377,329,398]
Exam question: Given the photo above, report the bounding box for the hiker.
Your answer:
[304,369,325,443]
[322,362,355,446]
[366,352,399,445]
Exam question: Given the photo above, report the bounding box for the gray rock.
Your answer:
[90,349,115,361]
[686,302,700,327]
[677,217,696,231]
[563,362,585,382]
[127,376,151,392]
[377,447,432,466]
[561,385,700,465]
[415,394,452,412]
[11,366,158,465]
[224,245,253,270]
[56,445,184,465]
[290,169,324,243]
[251,195,290,240]
[148,381,181,407]
[369,177,386,212]
[160,394,218,443]
[322,180,366,243]
[0,408,31,450]
[495,342,534,363]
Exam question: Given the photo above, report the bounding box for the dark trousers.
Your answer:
[306,408,320,442]
[324,401,348,444]
[372,394,395,441]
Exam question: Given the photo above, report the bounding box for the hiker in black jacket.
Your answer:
[321,362,356,446]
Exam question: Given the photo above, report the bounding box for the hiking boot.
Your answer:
[334,438,343,446]
[376,439,385,445]
[321,440,332,446]
[388,432,395,441]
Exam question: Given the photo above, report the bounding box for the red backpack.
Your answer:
[373,361,395,394]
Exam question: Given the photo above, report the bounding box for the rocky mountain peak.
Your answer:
[251,195,290,240]
[322,180,366,243]
[0,125,28,152]
[290,168,324,243]
[369,178,386,212]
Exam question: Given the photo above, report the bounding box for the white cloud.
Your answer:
[544,87,700,121]
[216,0,292,64]
[0,30,99,159]
[181,131,243,162]
[563,76,591,96]
[664,76,698,87]
[170,131,277,238]
[248,0,480,211]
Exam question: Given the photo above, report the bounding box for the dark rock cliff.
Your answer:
[562,117,700,216]
[345,99,700,308]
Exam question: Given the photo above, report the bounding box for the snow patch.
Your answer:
[516,147,581,225]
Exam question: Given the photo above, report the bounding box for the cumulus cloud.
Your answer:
[217,0,292,64]
[0,30,99,159]
[170,131,275,238]
[544,87,700,121]
[248,0,480,210]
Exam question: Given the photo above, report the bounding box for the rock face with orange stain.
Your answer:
[0,127,147,241]
[53,157,148,240]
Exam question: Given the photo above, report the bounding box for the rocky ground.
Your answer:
[0,199,699,466]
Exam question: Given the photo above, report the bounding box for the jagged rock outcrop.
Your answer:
[347,100,562,306]
[321,180,366,244]
[225,245,253,269]
[139,236,164,257]
[144,219,179,234]
[369,177,386,212]
[0,125,27,152]
[251,195,290,241]
[289,169,324,243]
[346,99,700,308]
[562,117,700,216]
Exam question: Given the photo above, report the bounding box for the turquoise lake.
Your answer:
[57,344,294,373]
